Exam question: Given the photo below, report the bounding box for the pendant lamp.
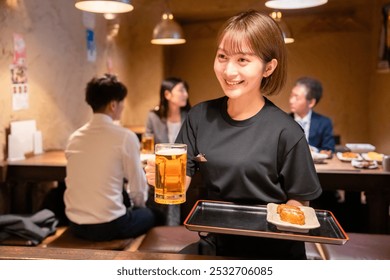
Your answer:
[270,11,294,44]
[265,0,327,10]
[151,13,186,45]
[75,0,134,14]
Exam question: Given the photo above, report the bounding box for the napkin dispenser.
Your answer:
[7,120,43,161]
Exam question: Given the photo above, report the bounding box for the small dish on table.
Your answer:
[351,159,378,169]
[311,152,329,164]
[336,152,362,162]
[362,152,384,164]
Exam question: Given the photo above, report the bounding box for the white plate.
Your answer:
[311,152,329,160]
[351,159,378,169]
[309,145,319,153]
[361,152,384,164]
[311,152,329,163]
[266,203,320,233]
[346,143,376,153]
[336,152,363,162]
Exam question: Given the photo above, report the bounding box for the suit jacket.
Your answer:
[145,110,188,144]
[290,111,335,152]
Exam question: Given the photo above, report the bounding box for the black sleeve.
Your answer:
[280,137,322,201]
[176,107,201,177]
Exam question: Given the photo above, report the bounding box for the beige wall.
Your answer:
[0,0,389,162]
[0,1,107,160]
[369,0,390,153]
[0,0,164,160]
[167,1,390,154]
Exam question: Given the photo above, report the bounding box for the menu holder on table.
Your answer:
[184,200,349,245]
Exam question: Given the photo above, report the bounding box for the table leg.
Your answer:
[365,191,390,234]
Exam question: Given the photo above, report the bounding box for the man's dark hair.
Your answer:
[296,76,323,105]
[85,74,127,112]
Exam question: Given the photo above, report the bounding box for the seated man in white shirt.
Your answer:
[64,74,154,241]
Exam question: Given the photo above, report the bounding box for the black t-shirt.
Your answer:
[177,96,322,204]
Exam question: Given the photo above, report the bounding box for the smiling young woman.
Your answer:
[145,10,322,260]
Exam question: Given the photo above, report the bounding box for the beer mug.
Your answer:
[154,143,187,204]
[141,133,154,154]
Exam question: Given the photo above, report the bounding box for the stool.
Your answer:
[47,228,134,251]
[321,233,390,260]
[137,226,199,253]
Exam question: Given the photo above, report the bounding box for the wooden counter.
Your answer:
[0,246,226,260]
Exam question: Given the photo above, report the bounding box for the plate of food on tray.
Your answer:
[266,203,320,233]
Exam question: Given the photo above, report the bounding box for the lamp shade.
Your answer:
[265,0,327,10]
[270,11,294,44]
[75,0,133,13]
[151,13,186,45]
[278,21,295,44]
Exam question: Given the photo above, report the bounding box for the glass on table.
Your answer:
[141,133,154,154]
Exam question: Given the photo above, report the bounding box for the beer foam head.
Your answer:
[156,148,186,156]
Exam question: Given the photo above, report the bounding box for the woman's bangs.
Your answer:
[220,30,253,55]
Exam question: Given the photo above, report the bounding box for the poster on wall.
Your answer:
[86,28,97,62]
[10,33,29,111]
[83,12,97,62]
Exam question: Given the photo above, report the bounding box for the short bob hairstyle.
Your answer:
[216,10,287,96]
[85,73,127,112]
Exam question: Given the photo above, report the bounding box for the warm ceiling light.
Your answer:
[75,0,133,14]
[103,13,117,20]
[270,11,294,44]
[265,0,328,9]
[151,13,186,45]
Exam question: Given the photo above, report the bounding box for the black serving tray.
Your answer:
[184,200,349,245]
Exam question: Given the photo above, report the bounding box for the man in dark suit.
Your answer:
[290,77,340,212]
[289,76,335,154]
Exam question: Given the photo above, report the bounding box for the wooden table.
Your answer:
[4,150,66,213]
[4,151,390,233]
[315,156,390,233]
[6,150,66,182]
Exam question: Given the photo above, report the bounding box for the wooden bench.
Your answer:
[46,227,138,251]
[320,232,390,260]
[137,226,199,253]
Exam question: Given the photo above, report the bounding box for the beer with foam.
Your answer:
[141,133,154,154]
[155,143,187,204]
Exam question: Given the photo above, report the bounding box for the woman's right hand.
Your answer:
[144,157,156,187]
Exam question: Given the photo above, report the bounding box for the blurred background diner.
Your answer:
[144,76,190,226]
[1,0,390,254]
